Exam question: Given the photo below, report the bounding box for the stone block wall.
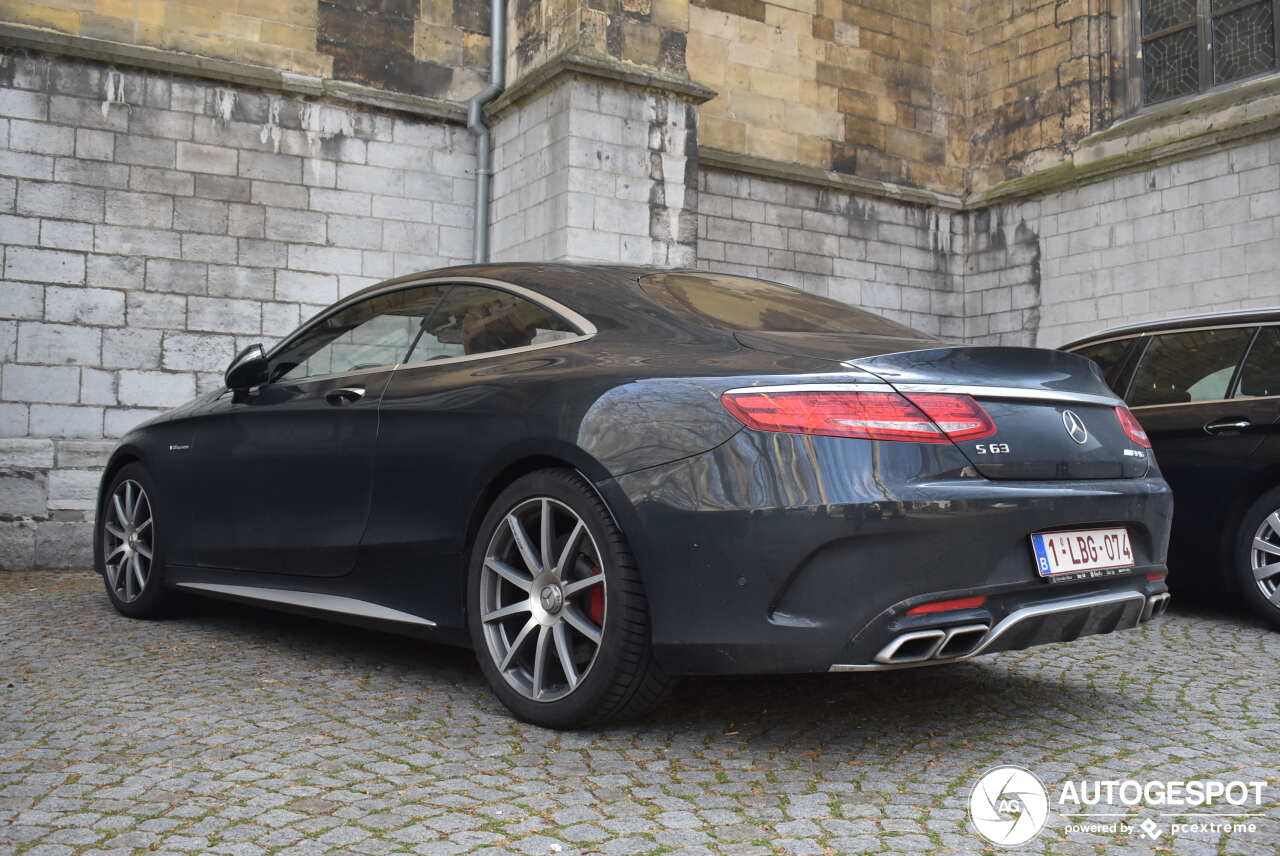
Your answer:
[976,137,1280,348]
[697,132,1280,348]
[0,50,475,569]
[689,0,967,193]
[966,0,1110,190]
[490,76,697,267]
[695,166,965,338]
[3,0,496,103]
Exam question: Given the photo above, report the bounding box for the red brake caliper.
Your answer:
[587,567,604,625]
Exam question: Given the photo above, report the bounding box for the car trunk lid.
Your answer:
[737,333,1148,480]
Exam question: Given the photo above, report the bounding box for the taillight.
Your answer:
[720,389,996,444]
[903,393,997,442]
[1115,406,1151,448]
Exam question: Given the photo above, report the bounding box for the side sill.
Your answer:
[175,582,437,627]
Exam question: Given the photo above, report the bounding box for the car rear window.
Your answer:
[1128,327,1254,407]
[639,273,927,337]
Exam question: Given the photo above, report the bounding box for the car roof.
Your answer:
[1062,306,1280,349]
[344,262,657,316]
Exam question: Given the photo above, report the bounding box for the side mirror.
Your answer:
[225,344,268,390]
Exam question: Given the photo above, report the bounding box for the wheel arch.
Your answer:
[1216,453,1280,589]
[461,444,616,565]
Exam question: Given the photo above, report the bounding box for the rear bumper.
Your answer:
[831,586,1170,671]
[601,430,1174,675]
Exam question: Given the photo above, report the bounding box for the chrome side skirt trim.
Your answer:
[176,582,437,626]
[830,589,1147,672]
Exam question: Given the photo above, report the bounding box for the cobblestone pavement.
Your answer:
[1,571,1277,856]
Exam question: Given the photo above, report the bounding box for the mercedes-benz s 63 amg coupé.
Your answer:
[96,265,1173,728]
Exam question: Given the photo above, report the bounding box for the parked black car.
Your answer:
[96,265,1173,727]
[1063,308,1280,629]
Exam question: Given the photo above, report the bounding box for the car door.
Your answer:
[187,284,447,576]
[1122,325,1267,579]
[356,282,589,625]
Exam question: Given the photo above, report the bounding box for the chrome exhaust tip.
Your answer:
[874,623,992,664]
[1143,592,1171,621]
[875,629,946,664]
[936,624,990,658]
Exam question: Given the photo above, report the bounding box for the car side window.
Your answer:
[1127,327,1255,407]
[405,284,579,363]
[271,286,447,382]
[1235,326,1280,399]
[1072,339,1135,394]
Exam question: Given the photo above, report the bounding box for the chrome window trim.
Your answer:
[1129,393,1280,411]
[1067,313,1280,346]
[176,582,437,626]
[259,276,597,387]
[1065,319,1280,352]
[723,382,1123,407]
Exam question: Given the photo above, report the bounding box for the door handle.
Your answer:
[325,386,366,405]
[1204,418,1251,434]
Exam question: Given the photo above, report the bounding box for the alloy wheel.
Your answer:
[479,497,606,702]
[103,479,154,603]
[1251,509,1280,606]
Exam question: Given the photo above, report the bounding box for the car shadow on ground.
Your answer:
[170,592,1165,743]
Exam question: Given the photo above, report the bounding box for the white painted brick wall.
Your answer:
[699,137,1280,348]
[0,50,476,569]
[985,139,1280,347]
[490,77,697,266]
[695,167,965,338]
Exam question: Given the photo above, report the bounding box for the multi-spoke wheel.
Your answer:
[480,497,606,701]
[1235,488,1280,631]
[468,469,671,728]
[103,479,154,603]
[1252,511,1280,601]
[95,463,177,619]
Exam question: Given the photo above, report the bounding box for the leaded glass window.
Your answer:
[1141,0,1280,104]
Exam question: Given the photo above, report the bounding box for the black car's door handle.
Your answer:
[325,386,366,406]
[1204,418,1251,434]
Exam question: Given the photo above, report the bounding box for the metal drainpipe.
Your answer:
[467,0,506,263]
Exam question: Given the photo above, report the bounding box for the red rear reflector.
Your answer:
[720,390,996,444]
[1146,572,1166,582]
[1115,406,1152,448]
[908,596,987,615]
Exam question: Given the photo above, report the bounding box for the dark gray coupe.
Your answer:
[95,265,1173,727]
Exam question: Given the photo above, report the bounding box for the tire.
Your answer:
[466,469,671,728]
[1233,486,1280,631]
[94,462,181,619]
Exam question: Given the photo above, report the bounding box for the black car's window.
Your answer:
[1128,327,1254,407]
[1236,326,1280,399]
[271,285,447,382]
[639,273,928,337]
[405,285,579,363]
[1072,338,1136,394]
